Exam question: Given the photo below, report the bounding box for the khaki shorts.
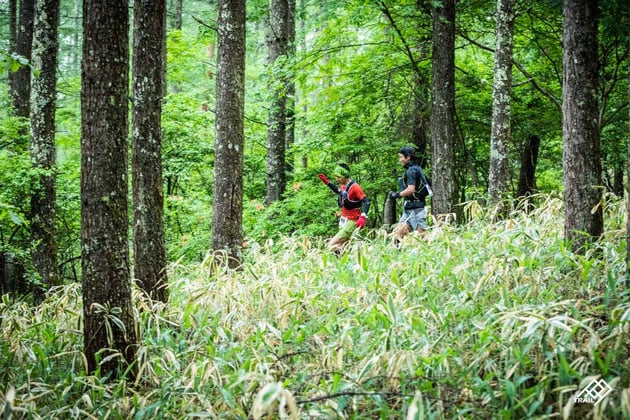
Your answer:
[333,216,358,241]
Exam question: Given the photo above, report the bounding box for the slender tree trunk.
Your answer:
[9,0,17,64]
[488,0,516,214]
[626,37,629,280]
[212,0,246,268]
[81,0,137,378]
[265,0,290,205]
[132,0,168,302]
[10,0,35,121]
[411,70,430,167]
[72,0,80,68]
[411,0,431,166]
[516,134,540,201]
[30,0,61,295]
[430,0,458,219]
[285,0,296,179]
[170,0,183,30]
[562,0,602,253]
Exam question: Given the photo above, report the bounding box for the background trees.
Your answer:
[0,0,627,287]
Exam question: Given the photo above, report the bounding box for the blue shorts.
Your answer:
[400,207,427,230]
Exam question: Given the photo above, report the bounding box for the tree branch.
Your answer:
[458,30,562,111]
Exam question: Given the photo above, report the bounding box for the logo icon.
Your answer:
[574,378,613,405]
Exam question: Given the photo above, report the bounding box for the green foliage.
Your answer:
[1,196,629,418]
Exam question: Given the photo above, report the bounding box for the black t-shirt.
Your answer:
[403,163,426,208]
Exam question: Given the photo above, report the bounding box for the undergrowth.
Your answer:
[1,195,629,419]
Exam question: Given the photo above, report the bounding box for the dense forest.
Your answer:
[1,0,629,418]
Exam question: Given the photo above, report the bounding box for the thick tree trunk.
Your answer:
[516,135,540,200]
[30,0,61,294]
[430,0,458,219]
[562,0,602,253]
[265,0,290,205]
[488,0,516,213]
[212,0,246,268]
[81,0,137,378]
[10,0,35,121]
[132,0,168,303]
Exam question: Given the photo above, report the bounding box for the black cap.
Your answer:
[399,146,416,158]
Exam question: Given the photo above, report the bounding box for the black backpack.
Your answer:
[400,164,432,201]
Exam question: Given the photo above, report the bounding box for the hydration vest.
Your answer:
[338,181,363,209]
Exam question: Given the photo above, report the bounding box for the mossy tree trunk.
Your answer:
[30,0,61,295]
[488,0,516,215]
[132,0,168,303]
[81,0,137,378]
[212,0,246,268]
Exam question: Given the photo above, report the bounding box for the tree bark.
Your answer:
[10,0,35,121]
[430,0,458,219]
[562,0,603,253]
[132,0,168,303]
[516,135,540,201]
[265,0,290,205]
[30,0,61,294]
[285,0,296,179]
[9,0,17,65]
[81,0,137,378]
[212,0,246,268]
[170,0,183,30]
[488,0,516,214]
[626,33,629,281]
[411,70,430,168]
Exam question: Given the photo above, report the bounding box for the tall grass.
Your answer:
[1,195,629,419]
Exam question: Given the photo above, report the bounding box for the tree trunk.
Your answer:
[516,135,540,201]
[30,0,61,295]
[562,0,603,253]
[430,0,458,220]
[72,0,80,68]
[285,0,296,180]
[81,0,137,378]
[612,164,623,197]
[9,0,17,66]
[132,0,168,302]
[488,0,516,214]
[384,197,397,230]
[170,0,183,30]
[626,35,629,280]
[10,0,35,121]
[265,0,290,205]
[212,0,246,268]
[411,70,430,168]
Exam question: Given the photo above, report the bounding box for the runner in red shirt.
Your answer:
[318,163,370,254]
